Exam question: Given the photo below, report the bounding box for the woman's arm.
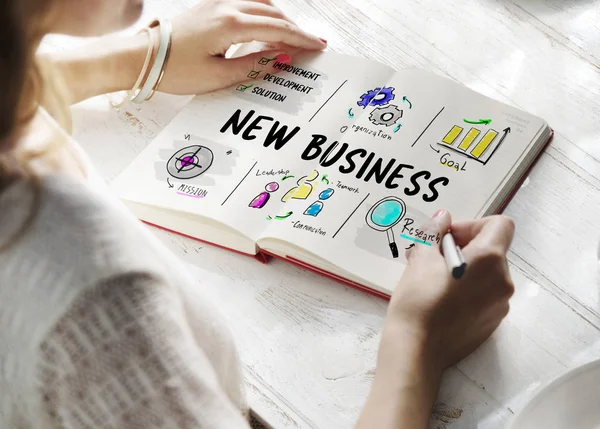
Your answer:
[46,0,326,105]
[49,33,147,104]
[357,212,515,429]
[357,325,442,428]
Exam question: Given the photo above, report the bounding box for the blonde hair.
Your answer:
[0,0,71,251]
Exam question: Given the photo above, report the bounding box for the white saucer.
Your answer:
[508,359,600,429]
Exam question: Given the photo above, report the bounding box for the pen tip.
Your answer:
[452,263,466,279]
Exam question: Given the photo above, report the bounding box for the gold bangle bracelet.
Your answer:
[145,19,173,101]
[111,27,155,108]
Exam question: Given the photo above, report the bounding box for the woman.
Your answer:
[0,0,515,428]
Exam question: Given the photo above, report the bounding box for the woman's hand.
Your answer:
[49,0,325,104]
[389,211,515,369]
[357,211,515,429]
[158,0,326,95]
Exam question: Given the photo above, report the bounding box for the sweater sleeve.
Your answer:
[35,271,251,429]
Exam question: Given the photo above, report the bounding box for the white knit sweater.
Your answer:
[0,173,250,428]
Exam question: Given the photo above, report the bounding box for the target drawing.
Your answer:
[166,145,214,180]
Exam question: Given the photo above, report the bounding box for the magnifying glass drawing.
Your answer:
[365,196,406,258]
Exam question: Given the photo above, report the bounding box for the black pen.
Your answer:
[441,232,467,279]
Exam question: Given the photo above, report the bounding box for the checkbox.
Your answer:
[236,84,253,92]
[247,70,261,79]
[258,57,275,65]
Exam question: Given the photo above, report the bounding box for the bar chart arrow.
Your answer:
[464,118,492,125]
[484,127,511,165]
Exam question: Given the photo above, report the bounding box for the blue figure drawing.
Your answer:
[304,188,334,217]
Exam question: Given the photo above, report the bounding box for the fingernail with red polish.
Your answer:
[433,209,446,218]
[276,54,291,65]
[319,38,328,44]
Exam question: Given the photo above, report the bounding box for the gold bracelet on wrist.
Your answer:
[145,19,173,101]
[111,27,155,109]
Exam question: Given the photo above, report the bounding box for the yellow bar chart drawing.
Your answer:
[442,125,463,145]
[458,128,481,150]
[437,122,510,165]
[471,129,498,158]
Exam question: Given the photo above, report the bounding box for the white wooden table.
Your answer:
[43,0,600,427]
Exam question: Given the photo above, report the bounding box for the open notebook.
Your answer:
[112,51,552,297]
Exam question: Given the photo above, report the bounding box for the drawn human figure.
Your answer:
[281,170,319,202]
[249,182,279,208]
[304,188,334,217]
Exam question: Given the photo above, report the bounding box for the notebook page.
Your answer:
[257,68,547,292]
[112,52,395,242]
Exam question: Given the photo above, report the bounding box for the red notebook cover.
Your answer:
[142,130,553,300]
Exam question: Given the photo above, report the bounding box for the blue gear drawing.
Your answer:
[357,86,395,108]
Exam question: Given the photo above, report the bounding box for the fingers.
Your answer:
[236,1,295,24]
[449,219,486,248]
[406,209,452,262]
[214,49,292,89]
[229,14,326,50]
[452,215,515,259]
